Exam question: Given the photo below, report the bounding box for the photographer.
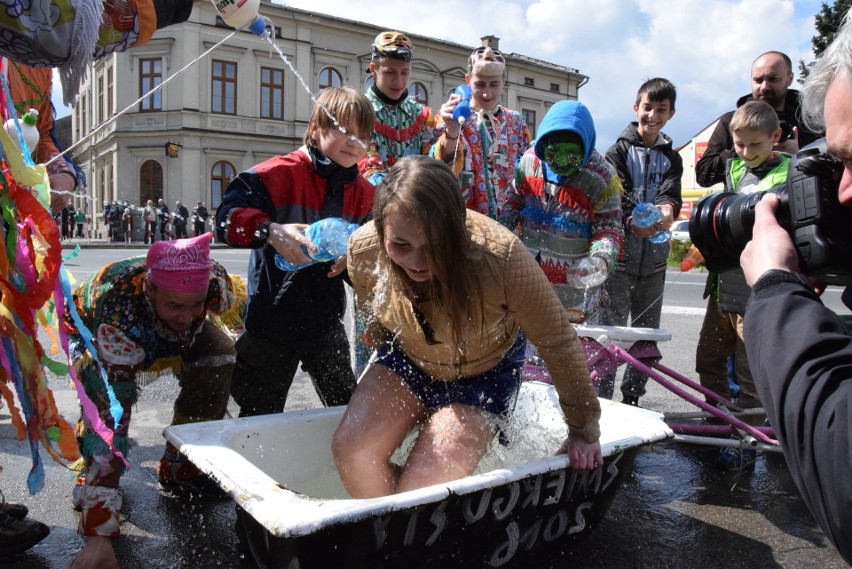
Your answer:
[740,12,852,564]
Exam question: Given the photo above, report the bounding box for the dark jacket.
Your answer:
[707,154,789,313]
[216,146,374,347]
[605,122,683,276]
[173,205,189,226]
[744,272,852,565]
[696,89,821,187]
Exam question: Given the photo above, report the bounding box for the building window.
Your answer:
[140,160,163,205]
[411,82,428,105]
[212,60,237,115]
[107,67,114,117]
[100,167,107,210]
[211,161,236,209]
[81,93,88,136]
[522,109,537,138]
[97,75,104,124]
[260,67,284,120]
[550,83,561,93]
[318,66,342,90]
[139,58,162,112]
[524,77,535,87]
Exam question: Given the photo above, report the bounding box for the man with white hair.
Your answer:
[740,11,852,564]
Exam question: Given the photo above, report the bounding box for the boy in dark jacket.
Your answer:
[216,87,375,415]
[600,78,682,405]
[696,100,789,470]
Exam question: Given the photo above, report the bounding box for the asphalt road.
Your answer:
[0,245,848,568]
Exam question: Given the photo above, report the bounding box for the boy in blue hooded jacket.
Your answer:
[499,101,623,324]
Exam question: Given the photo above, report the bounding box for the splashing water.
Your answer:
[262,32,368,150]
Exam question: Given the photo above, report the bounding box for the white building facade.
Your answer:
[72,2,587,238]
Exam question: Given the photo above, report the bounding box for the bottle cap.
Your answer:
[22,109,39,126]
[248,17,268,36]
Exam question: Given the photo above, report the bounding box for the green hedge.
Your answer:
[668,239,706,270]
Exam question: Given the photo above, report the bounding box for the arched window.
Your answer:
[140,160,163,205]
[318,67,342,90]
[411,82,428,105]
[211,161,236,209]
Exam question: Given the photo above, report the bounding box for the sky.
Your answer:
[52,0,829,152]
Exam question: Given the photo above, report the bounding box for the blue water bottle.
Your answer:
[631,203,670,244]
[452,85,472,124]
[274,218,359,272]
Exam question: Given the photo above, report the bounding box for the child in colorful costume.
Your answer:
[358,31,442,187]
[499,100,623,323]
[433,45,531,218]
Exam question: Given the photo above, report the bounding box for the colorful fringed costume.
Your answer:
[499,101,623,323]
[431,106,531,219]
[0,0,195,105]
[64,257,239,537]
[357,85,441,186]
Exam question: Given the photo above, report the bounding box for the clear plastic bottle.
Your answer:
[274,218,359,272]
[631,202,670,244]
[4,109,39,156]
[452,85,472,124]
[211,0,268,35]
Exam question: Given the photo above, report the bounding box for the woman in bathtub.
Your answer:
[333,155,602,498]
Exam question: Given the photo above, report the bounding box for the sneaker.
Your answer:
[0,503,28,520]
[621,394,640,407]
[715,446,757,470]
[0,511,50,557]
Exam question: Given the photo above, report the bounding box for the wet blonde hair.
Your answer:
[303,87,375,147]
[373,156,483,351]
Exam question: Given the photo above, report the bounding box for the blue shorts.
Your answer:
[374,332,527,417]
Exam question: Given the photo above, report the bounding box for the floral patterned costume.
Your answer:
[431,106,531,219]
[64,256,238,538]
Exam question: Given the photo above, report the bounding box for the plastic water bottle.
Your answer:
[211,0,268,35]
[274,218,359,272]
[571,256,608,288]
[632,202,670,244]
[4,109,39,156]
[452,85,472,124]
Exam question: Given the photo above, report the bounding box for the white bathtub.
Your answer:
[165,381,672,568]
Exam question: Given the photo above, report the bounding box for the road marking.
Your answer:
[663,306,705,316]
[665,279,705,286]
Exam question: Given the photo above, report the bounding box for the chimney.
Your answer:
[480,35,500,51]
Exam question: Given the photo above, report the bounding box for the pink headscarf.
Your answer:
[146,233,213,293]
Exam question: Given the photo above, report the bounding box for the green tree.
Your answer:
[799,0,852,82]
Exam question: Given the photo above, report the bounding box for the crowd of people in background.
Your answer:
[97,198,214,244]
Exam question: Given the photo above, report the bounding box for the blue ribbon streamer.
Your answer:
[58,264,124,428]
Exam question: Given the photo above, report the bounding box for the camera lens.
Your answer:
[688,191,766,273]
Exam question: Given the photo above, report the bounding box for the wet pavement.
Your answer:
[1,251,848,568]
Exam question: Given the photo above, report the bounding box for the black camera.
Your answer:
[689,138,852,285]
[778,120,795,142]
